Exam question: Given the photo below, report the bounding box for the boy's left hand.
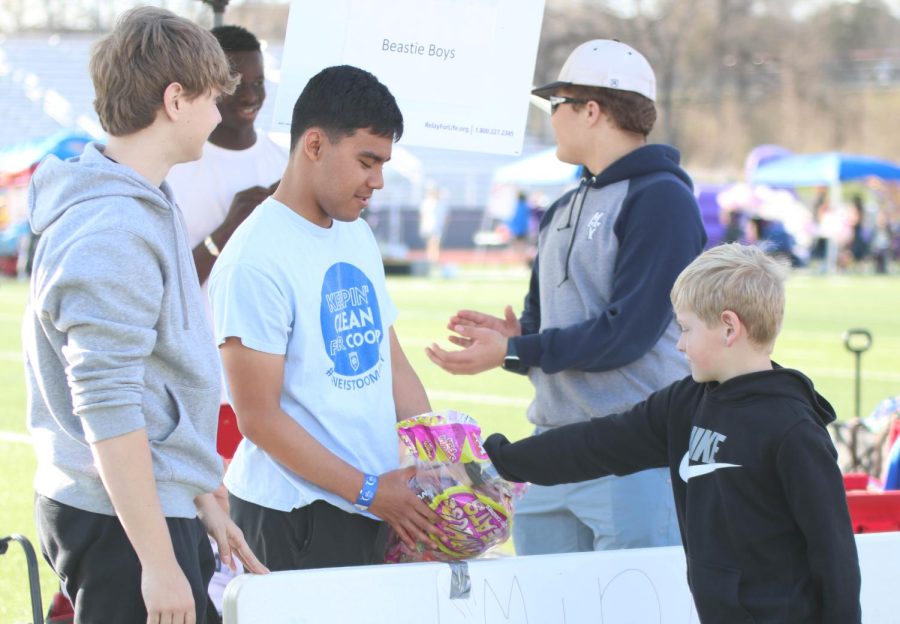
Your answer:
[195,493,269,575]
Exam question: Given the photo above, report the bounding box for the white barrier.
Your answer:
[223,532,900,623]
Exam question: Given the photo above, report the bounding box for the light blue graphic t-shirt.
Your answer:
[209,198,398,516]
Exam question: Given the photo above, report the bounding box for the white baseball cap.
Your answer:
[532,39,656,102]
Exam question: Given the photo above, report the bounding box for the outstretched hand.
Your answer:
[447,305,520,348]
[426,323,507,375]
[368,466,444,550]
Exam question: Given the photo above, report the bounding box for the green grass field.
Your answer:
[1,269,898,622]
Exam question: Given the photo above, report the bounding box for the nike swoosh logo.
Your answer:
[679,451,741,482]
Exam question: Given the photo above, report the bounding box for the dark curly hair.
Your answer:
[211,25,261,54]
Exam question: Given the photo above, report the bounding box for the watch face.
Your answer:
[503,356,520,372]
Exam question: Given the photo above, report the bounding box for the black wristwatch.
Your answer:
[501,339,523,373]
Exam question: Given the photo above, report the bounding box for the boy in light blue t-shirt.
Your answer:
[210,65,442,571]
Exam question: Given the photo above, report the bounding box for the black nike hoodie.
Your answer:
[485,366,861,623]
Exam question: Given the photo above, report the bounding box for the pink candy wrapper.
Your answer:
[384,410,524,563]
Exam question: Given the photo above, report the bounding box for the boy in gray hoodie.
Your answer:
[23,8,265,623]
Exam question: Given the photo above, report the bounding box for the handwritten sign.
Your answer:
[223,532,900,623]
[272,0,546,155]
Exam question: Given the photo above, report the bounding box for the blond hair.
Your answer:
[671,244,789,347]
[90,6,238,136]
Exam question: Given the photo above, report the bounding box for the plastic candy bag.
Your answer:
[384,410,523,563]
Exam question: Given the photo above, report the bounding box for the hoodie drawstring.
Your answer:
[558,176,594,286]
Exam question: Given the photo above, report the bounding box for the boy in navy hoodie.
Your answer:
[24,8,265,623]
[485,243,861,623]
[428,40,705,555]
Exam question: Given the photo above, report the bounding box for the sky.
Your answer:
[561,0,900,19]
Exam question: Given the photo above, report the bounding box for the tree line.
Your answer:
[533,0,900,172]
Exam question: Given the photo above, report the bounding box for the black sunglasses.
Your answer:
[549,95,590,114]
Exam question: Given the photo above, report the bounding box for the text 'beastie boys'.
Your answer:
[381,38,456,60]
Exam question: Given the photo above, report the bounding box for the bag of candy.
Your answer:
[384,410,524,563]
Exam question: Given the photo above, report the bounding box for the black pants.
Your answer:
[36,495,215,624]
[229,495,387,571]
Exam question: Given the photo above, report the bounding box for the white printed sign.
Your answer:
[272,0,546,155]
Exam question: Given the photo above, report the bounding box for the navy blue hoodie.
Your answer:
[486,366,861,623]
[511,144,707,426]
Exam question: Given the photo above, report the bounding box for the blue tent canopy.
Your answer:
[750,152,900,187]
[0,129,96,176]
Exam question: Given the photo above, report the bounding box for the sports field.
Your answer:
[1,269,898,622]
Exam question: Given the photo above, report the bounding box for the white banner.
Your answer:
[272,0,546,155]
[224,532,900,623]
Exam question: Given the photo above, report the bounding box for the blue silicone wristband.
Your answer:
[354,474,379,510]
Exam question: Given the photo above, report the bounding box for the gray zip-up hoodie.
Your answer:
[23,143,223,518]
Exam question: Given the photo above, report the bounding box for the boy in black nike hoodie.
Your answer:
[485,243,861,623]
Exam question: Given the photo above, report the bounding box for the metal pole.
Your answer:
[843,329,872,419]
[826,180,842,274]
[204,0,229,28]
[1,535,44,624]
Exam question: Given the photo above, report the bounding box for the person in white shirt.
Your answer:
[168,25,288,463]
[209,65,441,572]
